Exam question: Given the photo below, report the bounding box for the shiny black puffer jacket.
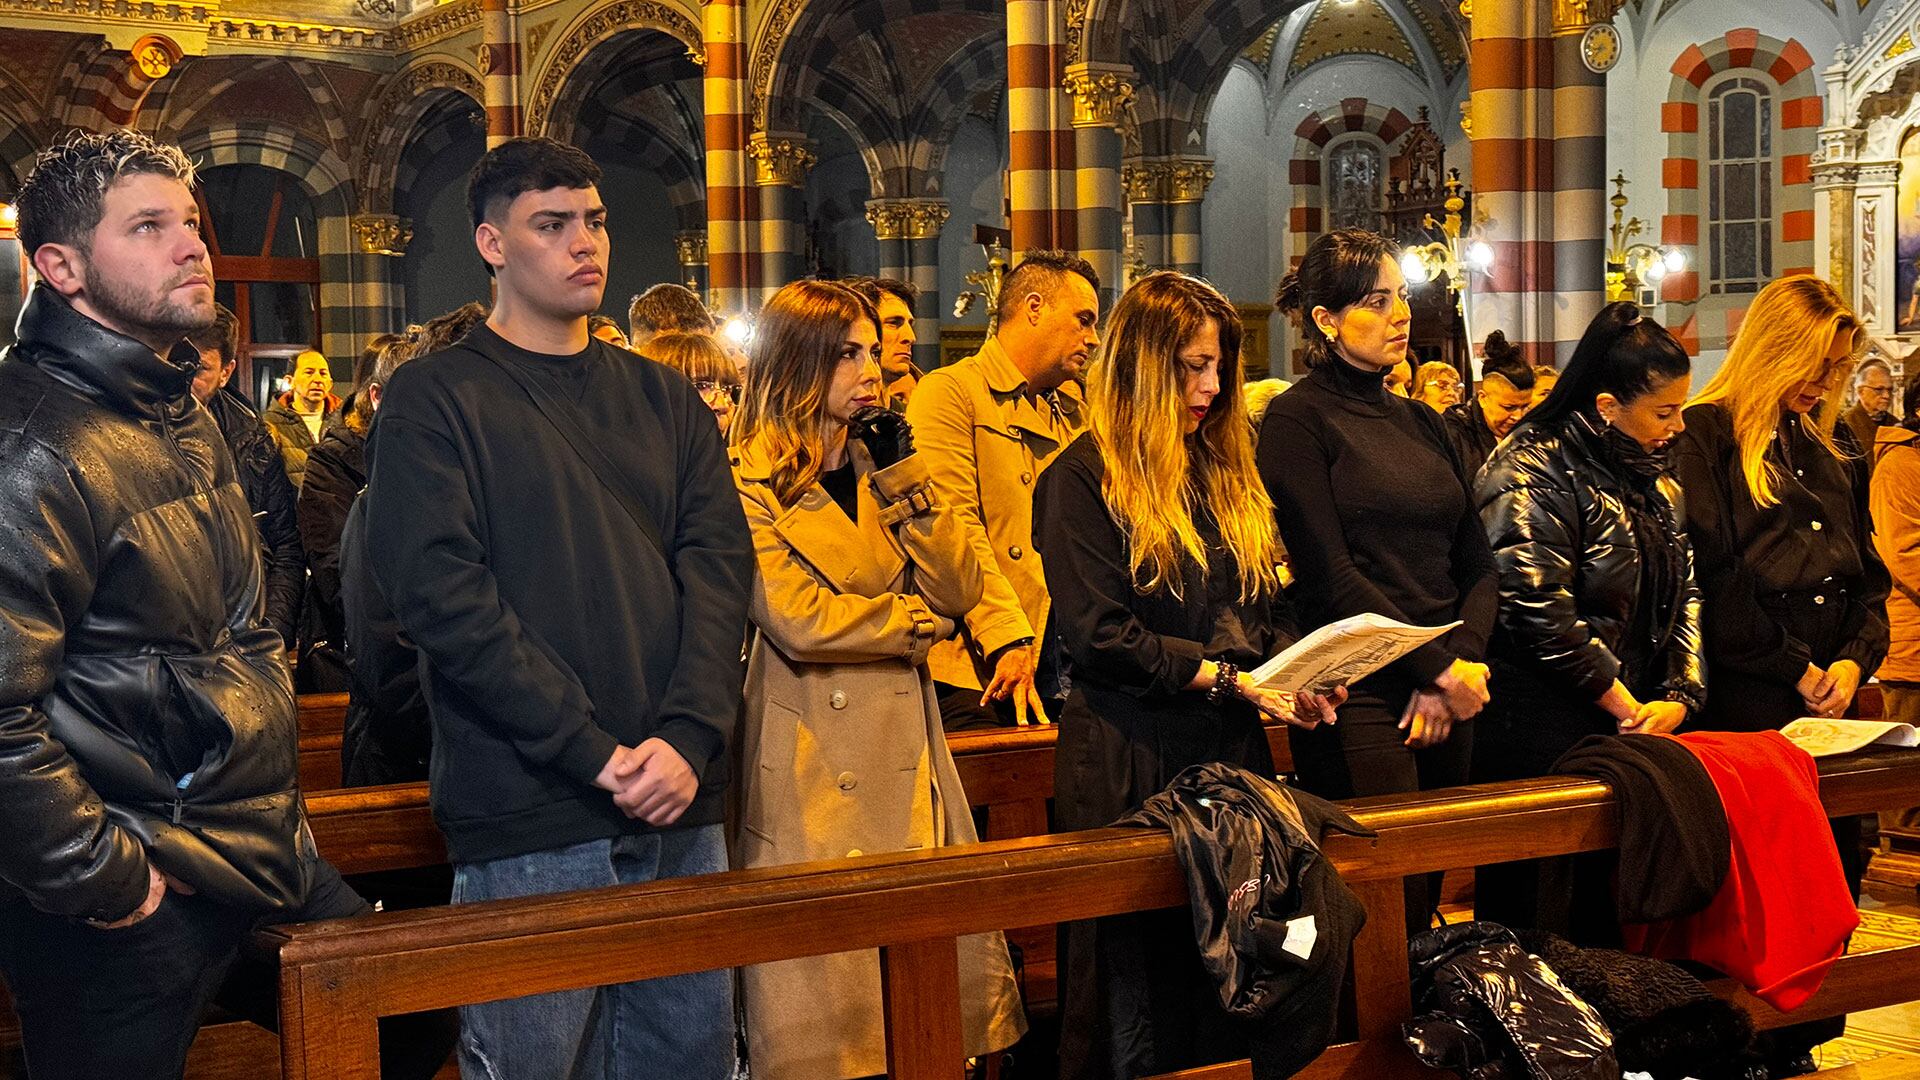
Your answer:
[0,287,312,923]
[1474,415,1707,710]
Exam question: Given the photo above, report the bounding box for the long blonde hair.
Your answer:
[733,280,879,506]
[1690,275,1859,507]
[1086,271,1280,600]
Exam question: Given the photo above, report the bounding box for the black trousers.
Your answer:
[0,858,455,1080]
[1287,682,1473,935]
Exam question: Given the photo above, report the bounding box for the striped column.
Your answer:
[479,0,523,146]
[1007,0,1075,252]
[98,36,182,128]
[749,131,815,300]
[1468,0,1556,364]
[703,0,754,315]
[351,215,411,335]
[674,229,711,299]
[1551,12,1608,361]
[1122,157,1213,275]
[866,199,949,371]
[1065,62,1134,310]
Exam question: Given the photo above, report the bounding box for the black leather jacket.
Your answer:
[1474,415,1707,711]
[0,287,313,922]
[204,386,305,647]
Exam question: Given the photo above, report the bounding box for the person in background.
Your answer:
[1040,272,1341,1079]
[1873,374,1920,726]
[1471,302,1703,936]
[1843,357,1896,474]
[1672,274,1890,1079]
[729,279,1024,1079]
[418,300,489,350]
[1530,363,1559,411]
[845,276,924,411]
[647,330,741,438]
[629,281,716,352]
[1259,229,1495,934]
[589,313,630,350]
[1243,376,1292,430]
[190,302,304,650]
[1385,357,1413,397]
[1412,358,1463,412]
[362,138,753,1078]
[907,250,1100,730]
[1442,330,1536,479]
[262,348,338,488]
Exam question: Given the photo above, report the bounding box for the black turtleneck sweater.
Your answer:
[1256,357,1498,687]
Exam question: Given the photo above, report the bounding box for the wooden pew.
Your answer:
[264,748,1920,1080]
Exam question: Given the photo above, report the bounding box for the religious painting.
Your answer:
[1897,127,1920,332]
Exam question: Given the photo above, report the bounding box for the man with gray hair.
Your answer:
[0,130,449,1080]
[1844,356,1896,475]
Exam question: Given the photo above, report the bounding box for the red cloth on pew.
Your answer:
[1621,730,1858,1012]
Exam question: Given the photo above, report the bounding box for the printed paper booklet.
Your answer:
[1249,613,1460,694]
[1779,717,1919,758]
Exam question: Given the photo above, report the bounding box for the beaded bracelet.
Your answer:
[1207,661,1240,707]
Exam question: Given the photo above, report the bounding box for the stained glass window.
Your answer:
[1706,78,1772,295]
[1327,140,1383,233]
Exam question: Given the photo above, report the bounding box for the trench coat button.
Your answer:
[1009,545,1024,560]
[1811,520,1824,531]
[1814,595,1827,605]
[1020,471,1033,485]
[1796,469,1805,477]
[829,690,849,709]
[837,771,857,791]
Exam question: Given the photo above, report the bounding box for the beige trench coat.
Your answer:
[905,338,1086,690]
[731,439,1027,1080]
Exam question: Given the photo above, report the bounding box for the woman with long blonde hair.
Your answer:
[1037,271,1340,1080]
[729,279,1025,1079]
[1671,274,1890,1076]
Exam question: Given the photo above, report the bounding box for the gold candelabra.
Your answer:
[1605,172,1686,306]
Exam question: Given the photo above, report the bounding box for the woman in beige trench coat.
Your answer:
[729,280,1027,1080]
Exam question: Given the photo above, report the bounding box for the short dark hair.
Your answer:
[1273,229,1400,370]
[466,137,601,230]
[588,314,624,336]
[844,276,918,311]
[1521,300,1691,435]
[996,250,1100,327]
[193,302,239,368]
[417,301,489,354]
[15,130,197,254]
[628,283,715,337]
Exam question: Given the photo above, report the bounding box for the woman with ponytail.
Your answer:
[1256,229,1496,934]
[1037,271,1341,1080]
[1468,302,1704,934]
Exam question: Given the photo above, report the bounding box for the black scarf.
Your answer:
[1582,413,1686,682]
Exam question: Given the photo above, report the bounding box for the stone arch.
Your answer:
[1286,97,1413,264]
[525,0,703,138]
[359,61,484,214]
[1658,27,1820,352]
[753,0,998,135]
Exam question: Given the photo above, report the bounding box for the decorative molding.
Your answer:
[748,130,815,187]
[357,61,483,211]
[391,0,480,51]
[1551,0,1627,34]
[1063,62,1135,130]
[352,213,412,256]
[1122,157,1214,204]
[1860,199,1879,324]
[525,0,703,137]
[1064,0,1091,65]
[865,198,949,241]
[205,16,390,53]
[750,0,806,130]
[353,0,397,18]
[1886,29,1914,60]
[525,17,557,59]
[673,229,708,265]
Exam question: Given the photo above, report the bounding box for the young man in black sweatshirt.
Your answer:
[362,137,754,1079]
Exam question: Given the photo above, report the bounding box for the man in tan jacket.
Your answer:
[907,250,1101,727]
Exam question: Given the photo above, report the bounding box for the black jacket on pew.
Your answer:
[0,286,314,920]
[362,324,753,863]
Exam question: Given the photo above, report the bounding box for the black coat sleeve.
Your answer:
[1034,448,1205,697]
[236,422,305,648]
[1832,423,1892,677]
[1662,488,1709,713]
[296,441,358,644]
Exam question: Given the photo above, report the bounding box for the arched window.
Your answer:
[1326,139,1383,233]
[195,164,323,407]
[1706,77,1772,295]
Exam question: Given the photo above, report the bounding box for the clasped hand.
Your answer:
[1798,660,1861,718]
[1400,659,1491,748]
[595,738,699,826]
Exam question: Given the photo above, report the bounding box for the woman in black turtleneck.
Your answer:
[1257,230,1497,932]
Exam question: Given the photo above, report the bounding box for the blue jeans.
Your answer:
[452,826,736,1080]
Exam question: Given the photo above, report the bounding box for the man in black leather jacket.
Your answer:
[0,131,449,1080]
[190,302,305,649]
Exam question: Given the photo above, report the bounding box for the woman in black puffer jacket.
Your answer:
[1470,303,1707,933]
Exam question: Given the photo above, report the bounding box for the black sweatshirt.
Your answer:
[362,324,753,862]
[1256,357,1498,687]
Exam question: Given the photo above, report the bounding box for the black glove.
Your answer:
[849,406,915,470]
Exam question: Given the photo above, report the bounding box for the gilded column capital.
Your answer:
[1121,157,1215,203]
[352,214,412,257]
[1063,62,1136,130]
[673,229,709,265]
[749,131,816,187]
[864,199,950,241]
[1552,0,1626,36]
